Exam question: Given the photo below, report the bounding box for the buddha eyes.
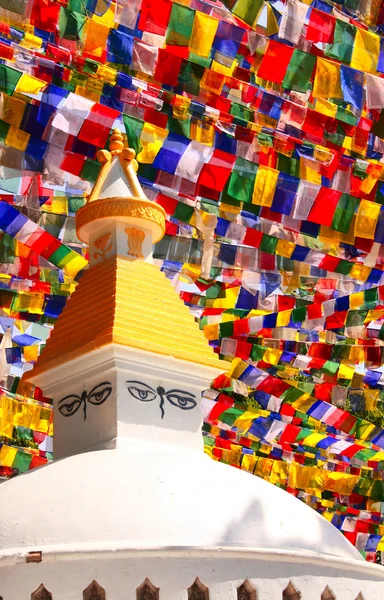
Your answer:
[166,391,197,411]
[125,381,197,418]
[58,396,83,417]
[126,382,157,402]
[58,382,112,420]
[88,383,113,405]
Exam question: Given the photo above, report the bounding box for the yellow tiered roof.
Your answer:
[28,256,225,376]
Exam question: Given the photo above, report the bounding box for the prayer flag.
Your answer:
[306,8,335,43]
[257,41,294,84]
[313,58,342,99]
[325,20,355,64]
[366,74,384,109]
[355,200,381,239]
[252,165,279,207]
[282,50,316,93]
[189,13,219,58]
[340,66,364,110]
[351,28,380,73]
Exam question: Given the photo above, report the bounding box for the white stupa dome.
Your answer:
[0,444,362,561]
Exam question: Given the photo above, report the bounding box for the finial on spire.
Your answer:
[109,128,125,155]
[75,126,166,258]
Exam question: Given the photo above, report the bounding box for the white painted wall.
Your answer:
[1,553,383,600]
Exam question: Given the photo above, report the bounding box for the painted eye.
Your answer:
[58,395,82,417]
[88,382,112,406]
[166,390,197,411]
[126,381,157,402]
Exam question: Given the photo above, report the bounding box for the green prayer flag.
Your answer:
[227,157,257,204]
[260,234,278,254]
[122,114,143,155]
[282,50,316,93]
[166,4,195,46]
[173,202,194,223]
[219,321,234,338]
[79,160,100,183]
[335,259,353,276]
[250,344,265,361]
[346,310,368,327]
[59,8,86,40]
[0,119,10,142]
[291,306,306,323]
[233,0,264,25]
[49,245,72,267]
[12,450,32,474]
[167,116,191,138]
[331,194,359,233]
[325,20,355,64]
[0,65,21,96]
[178,60,204,95]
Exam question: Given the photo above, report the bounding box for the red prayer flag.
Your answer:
[154,49,183,87]
[257,41,294,84]
[307,188,342,226]
[197,149,236,195]
[138,0,172,35]
[30,0,60,32]
[306,8,335,43]
[78,104,119,148]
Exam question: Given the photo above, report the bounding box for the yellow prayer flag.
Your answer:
[291,394,314,412]
[92,3,115,27]
[254,457,273,478]
[355,199,381,239]
[137,123,168,164]
[241,453,257,473]
[349,263,371,282]
[23,346,39,362]
[83,21,110,58]
[190,121,215,146]
[203,323,219,340]
[0,445,17,467]
[264,347,282,365]
[2,96,26,128]
[20,32,43,49]
[14,74,46,95]
[315,99,338,118]
[211,59,237,77]
[276,239,295,258]
[365,389,379,411]
[62,254,88,278]
[325,472,359,495]
[350,291,365,309]
[338,362,354,380]
[5,126,30,151]
[269,460,289,485]
[51,197,69,215]
[233,411,257,431]
[313,58,342,99]
[252,165,279,206]
[299,157,322,184]
[276,310,291,327]
[211,287,240,309]
[377,537,384,552]
[189,13,219,58]
[96,64,117,85]
[351,28,380,73]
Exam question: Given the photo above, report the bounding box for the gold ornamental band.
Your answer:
[76,197,166,243]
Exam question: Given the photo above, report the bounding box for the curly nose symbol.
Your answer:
[157,386,166,419]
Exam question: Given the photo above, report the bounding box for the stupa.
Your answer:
[0,130,383,600]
